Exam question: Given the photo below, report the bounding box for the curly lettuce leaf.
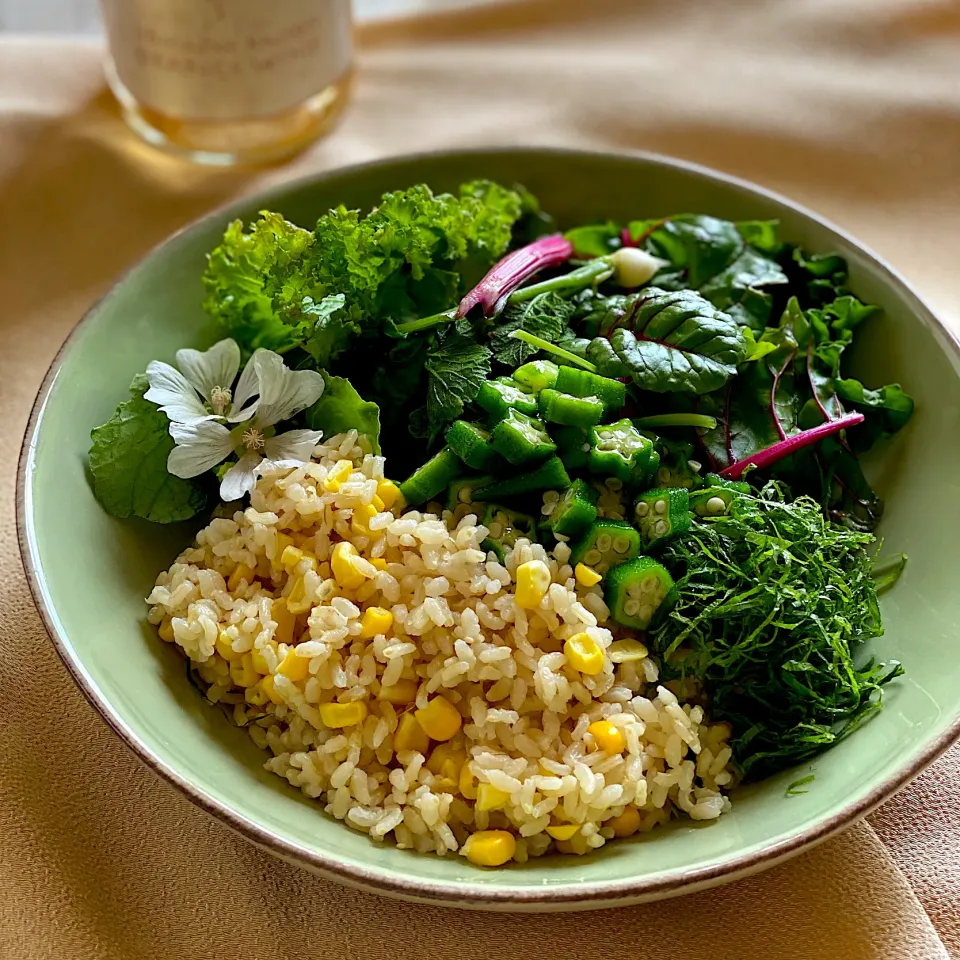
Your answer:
[305,373,381,453]
[202,212,315,354]
[89,375,207,523]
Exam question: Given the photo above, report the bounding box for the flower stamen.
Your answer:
[210,385,232,416]
[242,427,266,451]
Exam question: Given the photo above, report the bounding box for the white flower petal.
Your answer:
[254,351,325,426]
[219,452,262,502]
[144,360,208,424]
[264,428,324,463]
[166,420,234,478]
[176,339,240,401]
[228,349,266,423]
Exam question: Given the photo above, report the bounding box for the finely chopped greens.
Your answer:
[88,178,914,865]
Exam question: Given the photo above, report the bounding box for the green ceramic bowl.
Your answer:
[18,148,960,911]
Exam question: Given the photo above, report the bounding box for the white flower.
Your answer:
[163,346,325,502]
[144,338,259,424]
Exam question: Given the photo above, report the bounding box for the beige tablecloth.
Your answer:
[2,2,959,957]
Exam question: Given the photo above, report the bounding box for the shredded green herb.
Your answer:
[649,482,903,778]
[785,774,816,796]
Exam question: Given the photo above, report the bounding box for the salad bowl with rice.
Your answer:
[18,149,960,909]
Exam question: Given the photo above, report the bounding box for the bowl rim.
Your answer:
[17,145,960,910]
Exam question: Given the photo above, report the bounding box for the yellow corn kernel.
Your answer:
[379,679,419,705]
[574,562,603,587]
[244,684,269,707]
[229,653,260,688]
[395,712,430,754]
[564,632,605,676]
[463,830,516,867]
[607,638,648,663]
[415,696,462,742]
[274,532,294,559]
[376,479,400,509]
[158,618,175,643]
[271,598,295,646]
[359,606,394,640]
[277,648,310,682]
[280,545,304,572]
[259,674,284,706]
[588,719,626,754]
[546,823,580,841]
[215,629,240,661]
[372,494,386,511]
[459,763,479,800]
[227,562,255,592]
[476,783,510,812]
[323,459,353,493]
[351,502,378,537]
[331,541,366,590]
[426,742,465,776]
[514,560,551,609]
[369,557,388,571]
[433,776,459,794]
[250,645,271,675]
[319,701,368,728]
[286,576,314,616]
[607,806,642,839]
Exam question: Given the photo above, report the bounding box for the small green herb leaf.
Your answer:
[786,775,815,796]
[424,332,492,433]
[88,375,207,523]
[305,373,381,453]
[491,292,575,367]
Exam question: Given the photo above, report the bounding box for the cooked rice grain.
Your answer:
[147,432,735,863]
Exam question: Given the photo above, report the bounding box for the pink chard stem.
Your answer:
[457,234,574,319]
[718,412,865,481]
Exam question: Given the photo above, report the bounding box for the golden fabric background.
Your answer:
[1,2,958,956]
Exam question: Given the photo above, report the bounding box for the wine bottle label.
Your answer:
[101,0,352,121]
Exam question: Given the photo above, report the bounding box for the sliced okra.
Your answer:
[446,474,495,513]
[554,425,591,471]
[399,448,461,506]
[689,474,751,517]
[634,487,691,546]
[490,408,557,465]
[513,360,559,393]
[476,377,538,421]
[473,456,570,501]
[555,365,626,413]
[445,420,505,471]
[541,478,599,539]
[570,518,641,575]
[537,389,605,428]
[605,556,676,630]
[588,419,660,485]
[481,504,537,561]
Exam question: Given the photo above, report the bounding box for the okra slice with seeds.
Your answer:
[513,359,559,393]
[570,518,641,575]
[537,388,605,428]
[634,487,691,546]
[689,474,751,517]
[481,504,537,562]
[399,448,461,506]
[541,478,599,539]
[491,408,557,465]
[476,377,538,421]
[554,425,591,471]
[473,457,570,501]
[588,419,660,485]
[605,556,676,630]
[555,365,626,414]
[446,475,495,514]
[445,420,505,471]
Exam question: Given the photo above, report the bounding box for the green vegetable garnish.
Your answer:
[89,375,207,523]
[305,373,381,454]
[490,409,556,465]
[570,518,640,575]
[649,483,904,777]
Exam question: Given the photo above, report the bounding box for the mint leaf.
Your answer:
[491,292,575,367]
[89,375,206,523]
[425,332,491,431]
[305,373,381,454]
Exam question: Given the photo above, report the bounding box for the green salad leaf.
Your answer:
[305,373,381,454]
[89,375,207,523]
[571,287,748,394]
[491,291,575,367]
[424,331,492,433]
[650,483,903,778]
